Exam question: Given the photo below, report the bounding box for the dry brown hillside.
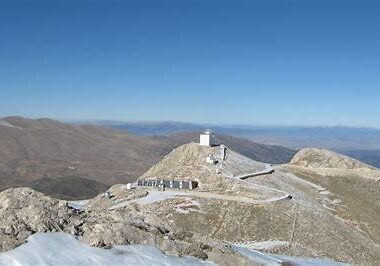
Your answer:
[0,117,295,199]
[282,148,380,262]
[0,117,175,199]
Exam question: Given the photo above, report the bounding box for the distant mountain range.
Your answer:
[84,121,380,167]
[0,117,295,199]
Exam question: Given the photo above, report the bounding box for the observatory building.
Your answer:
[200,129,216,147]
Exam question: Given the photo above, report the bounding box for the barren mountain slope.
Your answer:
[0,117,295,199]
[287,148,380,179]
[0,117,170,180]
[139,144,380,264]
[290,148,376,169]
[0,117,183,198]
[284,148,380,248]
[1,144,379,264]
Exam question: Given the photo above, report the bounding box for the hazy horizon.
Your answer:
[3,115,380,130]
[1,1,379,127]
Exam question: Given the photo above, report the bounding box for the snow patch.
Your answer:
[173,197,201,214]
[0,120,22,129]
[0,233,214,266]
[280,171,327,192]
[332,199,342,204]
[135,191,188,205]
[232,245,347,266]
[67,200,89,211]
[233,240,290,251]
[115,191,188,208]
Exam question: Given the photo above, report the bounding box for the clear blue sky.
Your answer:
[0,0,379,127]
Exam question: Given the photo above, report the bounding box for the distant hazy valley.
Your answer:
[89,120,380,168]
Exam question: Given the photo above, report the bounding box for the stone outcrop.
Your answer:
[0,188,71,251]
[0,187,249,265]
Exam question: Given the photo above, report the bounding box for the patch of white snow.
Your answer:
[110,191,189,210]
[232,245,347,266]
[0,233,214,266]
[0,120,22,129]
[234,240,290,251]
[132,191,188,205]
[67,200,89,211]
[173,198,201,214]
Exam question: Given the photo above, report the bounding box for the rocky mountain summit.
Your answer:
[290,148,376,169]
[0,142,380,265]
[287,148,380,180]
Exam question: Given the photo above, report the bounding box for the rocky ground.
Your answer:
[0,144,379,265]
[0,187,250,265]
[141,144,380,264]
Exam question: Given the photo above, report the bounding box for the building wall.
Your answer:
[201,134,217,146]
[200,134,210,146]
[137,179,198,190]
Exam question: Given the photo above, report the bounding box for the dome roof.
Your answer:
[204,129,214,135]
